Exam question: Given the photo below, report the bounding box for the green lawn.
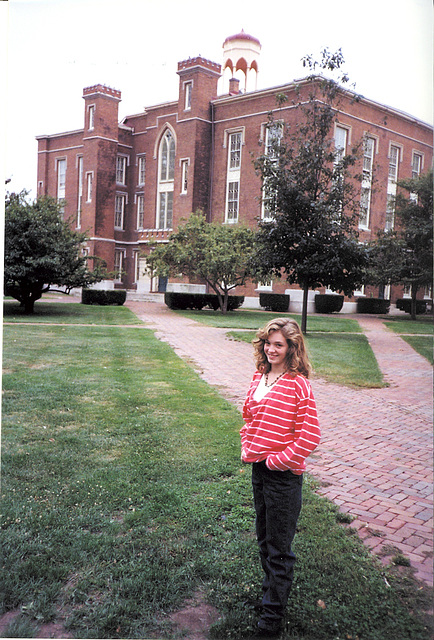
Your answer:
[383,315,433,364]
[1,305,431,639]
[173,308,362,333]
[3,299,142,325]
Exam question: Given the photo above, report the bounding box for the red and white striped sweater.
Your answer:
[241,371,321,474]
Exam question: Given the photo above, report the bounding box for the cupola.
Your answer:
[222,30,261,93]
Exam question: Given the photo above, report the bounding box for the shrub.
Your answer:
[259,293,290,312]
[314,294,344,314]
[396,298,430,314]
[81,289,127,306]
[356,297,390,314]
[164,292,244,311]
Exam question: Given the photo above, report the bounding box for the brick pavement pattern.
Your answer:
[127,301,433,586]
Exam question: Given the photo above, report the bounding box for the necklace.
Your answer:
[264,371,287,387]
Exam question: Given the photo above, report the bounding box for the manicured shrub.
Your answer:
[259,293,290,312]
[314,294,344,314]
[81,289,127,305]
[164,292,244,311]
[396,298,430,314]
[356,297,390,314]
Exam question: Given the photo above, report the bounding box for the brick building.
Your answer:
[36,31,433,310]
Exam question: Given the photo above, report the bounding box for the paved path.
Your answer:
[127,301,433,586]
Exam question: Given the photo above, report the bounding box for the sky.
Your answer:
[2,0,433,197]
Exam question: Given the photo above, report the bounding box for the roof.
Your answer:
[223,29,261,47]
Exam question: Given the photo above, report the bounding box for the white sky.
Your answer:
[2,0,433,197]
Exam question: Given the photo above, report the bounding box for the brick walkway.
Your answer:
[126,300,433,586]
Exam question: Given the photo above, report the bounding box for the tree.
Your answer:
[366,170,433,320]
[4,191,106,313]
[146,211,257,313]
[253,49,367,333]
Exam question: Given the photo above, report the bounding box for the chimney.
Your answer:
[229,77,241,95]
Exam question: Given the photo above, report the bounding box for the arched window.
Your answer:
[157,130,175,229]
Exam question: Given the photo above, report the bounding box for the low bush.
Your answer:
[396,298,430,315]
[314,294,344,314]
[81,289,127,306]
[164,292,244,311]
[357,297,390,314]
[259,293,290,312]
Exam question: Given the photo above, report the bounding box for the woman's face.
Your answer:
[264,330,289,368]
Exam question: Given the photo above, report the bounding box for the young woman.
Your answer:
[240,318,321,638]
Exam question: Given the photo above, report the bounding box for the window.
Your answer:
[385,145,400,231]
[261,123,282,219]
[88,105,95,130]
[77,156,83,227]
[334,125,348,163]
[181,159,188,194]
[115,194,126,229]
[116,156,127,185]
[160,130,175,181]
[158,192,173,229]
[114,250,123,281]
[225,131,243,223]
[134,251,141,283]
[138,156,146,185]
[184,81,192,110]
[359,136,375,228]
[412,152,422,179]
[86,172,93,202]
[388,145,399,182]
[229,132,242,169]
[57,159,66,209]
[137,195,144,229]
[227,181,239,222]
[157,130,175,229]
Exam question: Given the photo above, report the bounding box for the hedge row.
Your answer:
[164,292,244,311]
[356,297,390,314]
[81,289,127,306]
[259,293,290,312]
[396,298,432,314]
[314,294,344,314]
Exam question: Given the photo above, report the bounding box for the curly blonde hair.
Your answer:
[252,317,312,378]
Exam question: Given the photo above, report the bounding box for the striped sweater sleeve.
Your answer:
[266,376,320,472]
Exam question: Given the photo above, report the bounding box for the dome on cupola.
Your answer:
[222,29,261,93]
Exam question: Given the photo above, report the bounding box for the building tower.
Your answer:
[222,30,261,93]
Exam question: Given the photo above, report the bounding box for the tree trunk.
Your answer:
[301,284,309,334]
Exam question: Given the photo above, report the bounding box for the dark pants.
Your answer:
[252,461,303,629]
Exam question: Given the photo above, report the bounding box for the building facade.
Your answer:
[36,32,433,308]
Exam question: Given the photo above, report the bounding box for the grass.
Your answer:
[381,315,433,364]
[3,299,142,325]
[229,330,383,388]
[172,308,362,333]
[1,304,432,639]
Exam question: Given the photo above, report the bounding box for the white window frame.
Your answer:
[85,171,93,203]
[56,158,66,204]
[115,194,127,230]
[157,129,175,229]
[116,155,128,185]
[77,155,83,228]
[184,81,193,111]
[133,250,141,283]
[180,159,189,194]
[359,136,376,229]
[261,122,283,220]
[138,155,146,186]
[225,130,243,223]
[136,194,145,230]
[411,152,423,179]
[88,105,95,131]
[385,144,401,231]
[334,124,349,163]
[114,249,124,282]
